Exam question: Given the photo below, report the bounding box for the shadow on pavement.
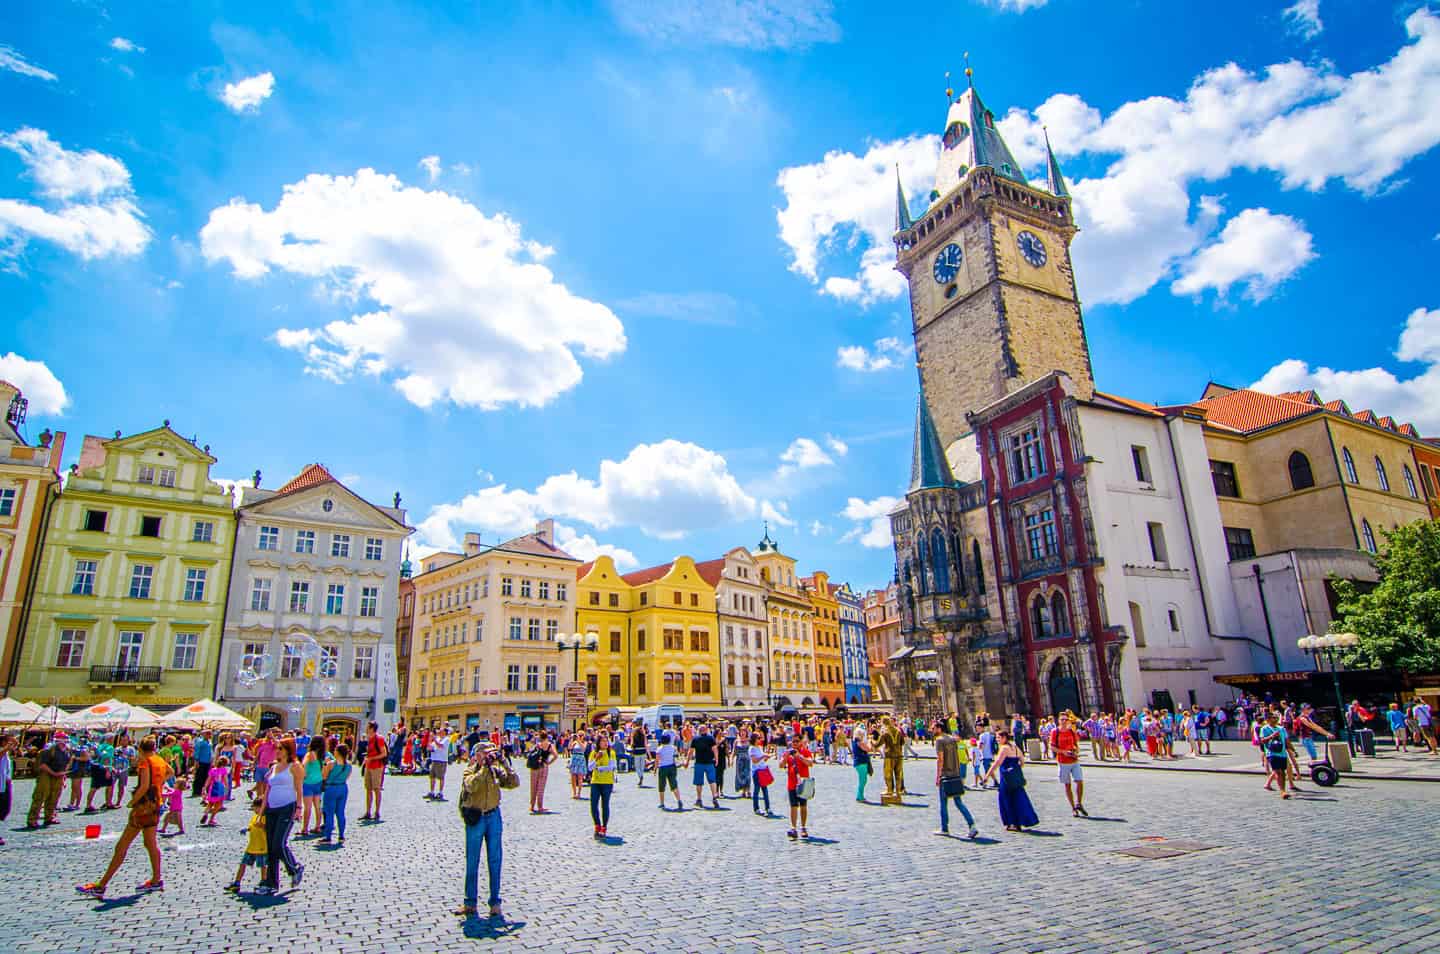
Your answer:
[1078,815,1127,823]
[1023,829,1063,837]
[462,917,525,940]
[598,835,625,846]
[235,893,291,910]
[798,836,838,845]
[89,895,143,911]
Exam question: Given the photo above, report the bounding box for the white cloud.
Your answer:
[0,352,69,415]
[1283,1,1323,40]
[110,37,145,53]
[780,437,834,470]
[416,439,757,550]
[0,128,150,260]
[839,496,899,549]
[220,72,275,113]
[824,435,848,456]
[808,519,829,537]
[761,499,796,528]
[554,523,639,569]
[776,134,937,304]
[837,336,913,372]
[781,11,1440,308]
[1251,307,1440,434]
[0,46,56,81]
[418,155,441,182]
[1171,207,1314,302]
[985,0,1049,10]
[608,0,840,49]
[200,168,626,410]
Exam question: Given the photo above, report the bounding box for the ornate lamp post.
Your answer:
[1298,632,1360,744]
[556,633,599,732]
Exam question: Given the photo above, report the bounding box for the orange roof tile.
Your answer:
[1377,416,1396,431]
[1323,399,1350,415]
[693,558,726,587]
[1354,409,1377,424]
[1399,423,1419,439]
[575,561,595,580]
[1192,388,1320,434]
[621,561,675,586]
[277,463,337,495]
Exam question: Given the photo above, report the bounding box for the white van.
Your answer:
[636,705,685,734]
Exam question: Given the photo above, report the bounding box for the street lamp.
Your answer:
[1298,632,1360,746]
[556,633,599,732]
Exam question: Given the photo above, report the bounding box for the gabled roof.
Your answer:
[621,560,675,586]
[277,463,337,494]
[693,558,726,587]
[1092,391,1163,417]
[1192,384,1424,441]
[495,531,578,562]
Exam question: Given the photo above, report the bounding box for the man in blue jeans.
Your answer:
[932,722,977,839]
[456,741,518,920]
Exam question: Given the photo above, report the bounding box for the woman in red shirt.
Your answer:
[782,737,814,840]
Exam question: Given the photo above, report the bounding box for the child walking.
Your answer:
[200,756,230,827]
[225,799,269,892]
[157,773,187,836]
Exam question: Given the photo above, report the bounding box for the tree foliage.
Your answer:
[1333,519,1440,672]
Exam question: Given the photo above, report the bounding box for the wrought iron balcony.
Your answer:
[89,665,163,685]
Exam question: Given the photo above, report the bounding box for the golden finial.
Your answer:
[964,51,973,85]
[944,71,953,102]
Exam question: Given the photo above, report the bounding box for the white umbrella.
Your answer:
[67,699,162,731]
[161,698,254,731]
[28,704,74,729]
[0,698,42,724]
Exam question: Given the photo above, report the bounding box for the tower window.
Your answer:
[1008,426,1046,484]
[1374,457,1390,492]
[1342,447,1358,483]
[1288,451,1315,491]
[1360,519,1377,554]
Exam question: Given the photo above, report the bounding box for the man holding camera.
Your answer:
[456,740,519,921]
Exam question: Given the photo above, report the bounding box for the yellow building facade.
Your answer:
[10,425,235,709]
[752,529,818,706]
[574,555,636,706]
[619,556,720,707]
[802,571,843,709]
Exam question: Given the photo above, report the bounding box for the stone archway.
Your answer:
[1047,656,1081,717]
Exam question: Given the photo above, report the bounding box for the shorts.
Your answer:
[255,766,271,785]
[364,766,385,791]
[1194,726,1209,740]
[787,787,806,807]
[302,782,323,798]
[91,766,111,787]
[430,762,449,781]
[70,764,88,779]
[657,765,678,791]
[1267,755,1289,772]
[1058,762,1083,784]
[692,763,717,786]
[241,852,267,867]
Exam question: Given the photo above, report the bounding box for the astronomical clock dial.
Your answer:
[1017,231,1047,268]
[932,242,963,284]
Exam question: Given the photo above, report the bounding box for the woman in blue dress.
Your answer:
[981,730,1038,831]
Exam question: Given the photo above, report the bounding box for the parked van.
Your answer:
[636,705,685,734]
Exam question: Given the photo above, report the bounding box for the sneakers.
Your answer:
[224,881,241,893]
[454,905,478,917]
[968,827,979,839]
[593,825,602,839]
[599,825,607,837]
[488,903,504,919]
[136,879,164,892]
[800,828,809,839]
[291,864,305,889]
[75,883,106,899]
[787,828,798,839]
[255,885,274,896]
[1076,804,1089,817]
[933,828,950,836]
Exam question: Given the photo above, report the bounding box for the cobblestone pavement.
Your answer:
[2,757,1437,953]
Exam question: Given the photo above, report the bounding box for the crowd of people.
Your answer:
[0,690,1432,922]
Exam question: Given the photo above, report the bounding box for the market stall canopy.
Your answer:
[28,704,73,728]
[67,699,163,730]
[0,698,42,724]
[161,698,254,730]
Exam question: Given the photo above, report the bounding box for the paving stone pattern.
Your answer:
[2,757,1437,953]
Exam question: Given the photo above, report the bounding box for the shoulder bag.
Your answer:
[939,775,965,798]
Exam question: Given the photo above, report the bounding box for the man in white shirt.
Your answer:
[656,732,682,811]
[1413,699,1436,755]
[426,727,453,801]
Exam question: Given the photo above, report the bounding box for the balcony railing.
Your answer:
[89,665,163,685]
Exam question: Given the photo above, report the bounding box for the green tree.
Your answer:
[1333,518,1440,672]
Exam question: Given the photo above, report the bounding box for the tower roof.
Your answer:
[894,167,913,233]
[755,521,779,553]
[1044,129,1069,198]
[909,386,955,492]
[933,82,1028,201]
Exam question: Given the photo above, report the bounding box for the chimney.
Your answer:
[534,518,554,544]
[463,532,482,556]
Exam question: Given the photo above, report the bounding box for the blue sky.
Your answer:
[4,0,1440,592]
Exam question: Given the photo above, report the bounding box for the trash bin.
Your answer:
[1354,727,1376,757]
[1025,738,1042,762]
[1326,741,1352,773]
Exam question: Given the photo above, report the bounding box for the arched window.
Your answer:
[1030,594,1052,639]
[1128,601,1146,648]
[1288,451,1314,491]
[973,540,986,594]
[1403,465,1419,498]
[1342,447,1358,483]
[1360,519,1377,554]
[915,535,928,595]
[1050,592,1070,637]
[1375,457,1390,492]
[930,528,950,594]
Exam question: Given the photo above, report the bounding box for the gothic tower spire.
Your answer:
[894,166,913,233]
[1044,128,1070,198]
[909,377,955,493]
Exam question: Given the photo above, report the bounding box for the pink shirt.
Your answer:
[256,739,276,769]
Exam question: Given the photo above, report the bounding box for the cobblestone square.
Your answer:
[2,757,1437,953]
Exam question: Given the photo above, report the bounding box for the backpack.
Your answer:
[1263,730,1286,755]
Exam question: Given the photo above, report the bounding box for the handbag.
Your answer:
[797,777,816,800]
[754,766,774,788]
[939,775,965,798]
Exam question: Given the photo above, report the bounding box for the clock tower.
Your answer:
[895,76,1095,452]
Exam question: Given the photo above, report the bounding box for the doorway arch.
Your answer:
[1047,656,1080,716]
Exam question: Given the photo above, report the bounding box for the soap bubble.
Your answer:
[318,657,338,680]
[253,652,275,679]
[236,668,260,688]
[318,680,338,699]
[286,692,304,714]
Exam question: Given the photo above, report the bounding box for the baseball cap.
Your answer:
[54,730,70,742]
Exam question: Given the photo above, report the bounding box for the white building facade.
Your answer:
[218,465,412,735]
[701,547,771,708]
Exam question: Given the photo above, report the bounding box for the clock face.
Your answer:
[932,243,963,284]
[1017,231,1047,267]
